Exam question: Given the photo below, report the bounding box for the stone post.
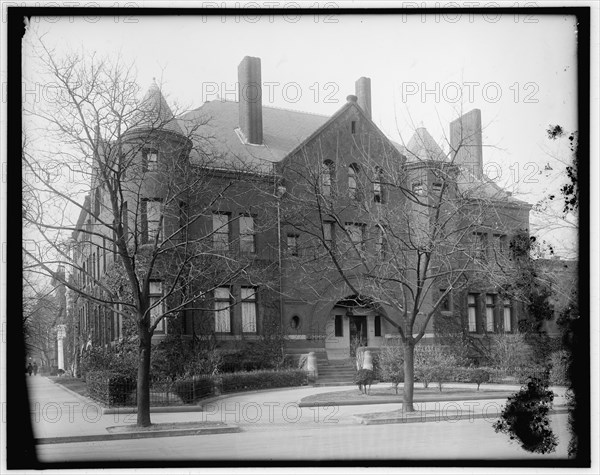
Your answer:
[307,352,318,381]
[362,350,373,370]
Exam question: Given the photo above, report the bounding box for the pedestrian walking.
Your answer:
[33,362,38,376]
[27,363,33,376]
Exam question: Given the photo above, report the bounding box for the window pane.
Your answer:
[240,216,255,253]
[468,306,477,332]
[324,223,332,242]
[242,287,257,332]
[503,301,512,332]
[215,287,230,299]
[213,213,230,250]
[215,301,230,332]
[149,281,162,294]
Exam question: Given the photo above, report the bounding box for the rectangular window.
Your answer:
[493,234,508,256]
[467,294,477,332]
[239,215,256,253]
[214,287,232,333]
[473,232,488,259]
[485,294,495,332]
[334,315,343,337]
[503,299,512,332]
[143,199,163,243]
[432,182,442,193]
[241,287,257,333]
[345,223,365,251]
[323,222,334,248]
[374,225,386,258]
[150,281,165,333]
[212,213,231,250]
[373,181,382,203]
[374,316,381,337]
[351,121,356,134]
[143,148,159,171]
[287,234,299,256]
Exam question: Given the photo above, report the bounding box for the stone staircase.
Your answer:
[315,358,357,386]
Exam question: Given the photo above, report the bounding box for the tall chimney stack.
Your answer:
[449,109,483,178]
[355,77,372,120]
[238,56,263,145]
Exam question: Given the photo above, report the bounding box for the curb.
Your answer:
[352,407,570,425]
[298,392,515,408]
[34,424,242,445]
[102,405,205,415]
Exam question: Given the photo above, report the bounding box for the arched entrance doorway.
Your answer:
[325,295,384,359]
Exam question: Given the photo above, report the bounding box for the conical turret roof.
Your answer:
[129,79,184,136]
[405,127,447,162]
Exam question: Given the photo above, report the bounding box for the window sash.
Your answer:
[212,213,230,250]
[239,215,256,253]
[503,300,512,332]
[485,294,495,332]
[241,287,257,333]
[146,200,162,241]
[287,234,299,256]
[467,294,477,332]
[214,287,232,332]
[144,148,158,170]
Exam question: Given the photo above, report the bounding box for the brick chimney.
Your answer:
[355,77,372,120]
[238,56,263,145]
[450,109,483,177]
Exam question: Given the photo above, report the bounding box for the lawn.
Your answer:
[300,385,514,406]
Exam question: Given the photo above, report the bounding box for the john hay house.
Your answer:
[68,56,540,376]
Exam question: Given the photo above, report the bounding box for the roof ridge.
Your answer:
[196,98,331,118]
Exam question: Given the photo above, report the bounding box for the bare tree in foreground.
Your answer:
[23,35,276,426]
[280,121,528,411]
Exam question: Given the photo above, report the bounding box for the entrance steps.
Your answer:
[315,358,357,386]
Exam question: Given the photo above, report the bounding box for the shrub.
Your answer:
[354,369,375,395]
[86,371,136,407]
[493,378,558,454]
[549,350,570,386]
[413,346,457,392]
[379,345,404,394]
[488,332,532,373]
[453,367,491,390]
[218,369,308,394]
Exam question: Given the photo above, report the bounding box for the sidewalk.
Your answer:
[27,376,569,444]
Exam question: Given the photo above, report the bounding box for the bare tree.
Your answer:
[278,117,529,411]
[23,35,277,426]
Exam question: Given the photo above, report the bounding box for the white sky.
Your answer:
[22,8,581,256]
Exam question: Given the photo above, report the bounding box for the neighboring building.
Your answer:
[69,56,537,363]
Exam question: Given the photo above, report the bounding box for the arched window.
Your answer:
[321,160,335,196]
[348,163,360,199]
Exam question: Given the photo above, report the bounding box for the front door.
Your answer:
[349,316,367,356]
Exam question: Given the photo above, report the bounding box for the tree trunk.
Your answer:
[137,328,152,427]
[403,339,415,412]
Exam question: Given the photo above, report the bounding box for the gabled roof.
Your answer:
[179,100,329,173]
[455,167,530,207]
[129,81,184,136]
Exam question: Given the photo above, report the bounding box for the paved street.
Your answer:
[36,414,570,461]
[27,376,571,462]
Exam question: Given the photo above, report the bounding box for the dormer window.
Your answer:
[143,148,159,171]
[351,121,356,134]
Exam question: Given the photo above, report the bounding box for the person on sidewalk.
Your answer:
[33,362,38,376]
[27,363,33,376]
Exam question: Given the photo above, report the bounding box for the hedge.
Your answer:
[218,369,308,394]
[173,377,215,404]
[86,371,136,407]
